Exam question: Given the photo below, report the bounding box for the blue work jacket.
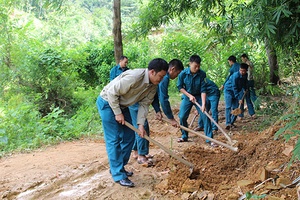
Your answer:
[177,67,207,97]
[109,64,129,81]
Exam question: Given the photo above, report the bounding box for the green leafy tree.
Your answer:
[130,0,300,85]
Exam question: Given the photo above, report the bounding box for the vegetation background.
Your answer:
[0,0,299,163]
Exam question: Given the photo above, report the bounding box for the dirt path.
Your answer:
[0,102,299,199]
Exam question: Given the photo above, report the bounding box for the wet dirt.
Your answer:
[0,101,299,199]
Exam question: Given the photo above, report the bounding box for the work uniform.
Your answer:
[177,68,213,142]
[130,95,160,156]
[109,64,129,81]
[158,73,175,119]
[198,78,220,131]
[223,62,240,86]
[131,71,177,155]
[224,71,248,126]
[96,69,157,182]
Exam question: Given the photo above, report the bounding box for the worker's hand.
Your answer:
[169,118,179,128]
[155,111,163,120]
[138,124,146,138]
[201,104,206,113]
[189,95,196,103]
[239,100,244,105]
[219,85,224,90]
[115,114,125,125]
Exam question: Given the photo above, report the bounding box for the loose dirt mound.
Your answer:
[0,102,299,199]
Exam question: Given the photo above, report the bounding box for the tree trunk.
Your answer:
[265,39,280,85]
[113,0,123,64]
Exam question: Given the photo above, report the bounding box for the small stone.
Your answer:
[276,176,290,186]
[282,145,293,156]
[236,180,254,187]
[266,196,284,200]
[227,193,240,200]
[181,179,201,193]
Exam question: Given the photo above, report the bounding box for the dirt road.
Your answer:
[0,104,299,199]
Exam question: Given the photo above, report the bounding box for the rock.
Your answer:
[207,193,214,200]
[282,145,293,156]
[155,179,168,191]
[181,192,190,200]
[275,176,290,186]
[236,180,254,187]
[218,184,232,190]
[265,184,281,190]
[266,196,284,200]
[255,167,269,181]
[227,193,239,200]
[197,190,209,199]
[181,179,201,193]
[265,161,279,171]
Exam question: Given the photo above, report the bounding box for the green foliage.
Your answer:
[23,48,81,116]
[0,90,102,156]
[245,191,267,199]
[76,41,115,88]
[274,95,300,162]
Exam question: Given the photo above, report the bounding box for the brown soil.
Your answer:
[0,101,299,200]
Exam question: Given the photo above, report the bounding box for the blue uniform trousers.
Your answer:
[198,95,220,131]
[238,88,256,118]
[96,96,135,182]
[179,96,213,142]
[248,80,257,103]
[224,90,239,126]
[129,103,150,156]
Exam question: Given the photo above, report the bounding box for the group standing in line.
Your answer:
[96,53,258,187]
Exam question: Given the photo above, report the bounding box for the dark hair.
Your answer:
[189,55,201,64]
[120,55,128,61]
[169,59,184,71]
[240,63,249,70]
[228,55,237,63]
[241,53,249,59]
[148,58,169,72]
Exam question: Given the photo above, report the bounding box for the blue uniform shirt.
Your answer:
[157,73,173,119]
[177,67,207,97]
[206,78,220,97]
[225,71,248,99]
[223,62,240,85]
[109,64,129,81]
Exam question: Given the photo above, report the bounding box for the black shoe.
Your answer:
[109,169,133,177]
[125,170,133,177]
[118,178,135,187]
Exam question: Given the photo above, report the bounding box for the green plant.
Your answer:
[245,191,267,199]
[274,97,300,163]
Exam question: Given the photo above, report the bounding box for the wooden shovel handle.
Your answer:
[194,102,233,144]
[162,118,238,152]
[124,121,194,168]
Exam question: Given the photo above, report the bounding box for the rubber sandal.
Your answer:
[145,154,154,159]
[137,158,154,167]
[177,138,188,143]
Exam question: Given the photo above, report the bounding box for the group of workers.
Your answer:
[96,54,257,187]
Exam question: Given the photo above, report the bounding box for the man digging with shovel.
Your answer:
[224,63,249,130]
[177,55,216,147]
[96,58,168,187]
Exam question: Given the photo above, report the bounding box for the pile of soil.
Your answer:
[0,102,299,199]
